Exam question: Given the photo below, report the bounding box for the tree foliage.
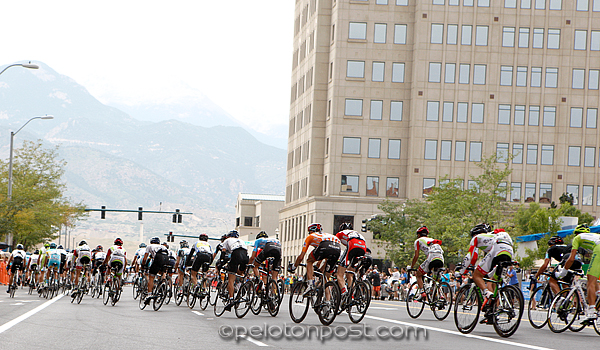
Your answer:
[0,140,87,250]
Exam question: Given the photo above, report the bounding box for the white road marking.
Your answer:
[191,311,204,316]
[370,307,398,310]
[241,335,269,347]
[0,294,64,334]
[10,303,24,306]
[364,315,555,350]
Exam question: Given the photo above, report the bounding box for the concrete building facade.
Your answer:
[235,193,285,241]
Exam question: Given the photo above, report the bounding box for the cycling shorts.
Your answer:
[254,244,281,270]
[227,248,249,274]
[587,244,600,279]
[109,256,126,276]
[192,252,213,273]
[76,254,92,269]
[340,239,367,267]
[10,257,24,273]
[476,243,513,276]
[149,251,168,276]
[418,245,445,274]
[310,240,342,273]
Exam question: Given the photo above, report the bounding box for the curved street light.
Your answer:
[0,62,39,76]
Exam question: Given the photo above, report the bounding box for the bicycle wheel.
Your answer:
[348,281,370,323]
[199,279,210,311]
[528,285,552,329]
[316,281,340,326]
[492,285,524,338]
[214,284,228,317]
[111,279,121,306]
[406,282,426,319]
[175,284,185,306]
[103,282,111,305]
[153,282,167,311]
[267,279,281,317]
[289,282,310,323]
[91,279,97,298]
[164,279,172,305]
[594,299,600,336]
[76,285,84,304]
[548,288,579,333]
[235,281,254,318]
[209,280,220,306]
[187,285,197,309]
[133,278,140,300]
[139,290,148,310]
[250,282,262,315]
[454,284,481,334]
[432,282,453,321]
[277,279,284,303]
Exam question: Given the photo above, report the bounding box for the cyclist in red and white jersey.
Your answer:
[103,237,127,288]
[410,226,444,301]
[335,222,368,295]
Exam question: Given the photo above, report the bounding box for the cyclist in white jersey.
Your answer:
[175,240,191,287]
[6,244,26,293]
[104,238,127,288]
[73,240,93,292]
[132,243,147,273]
[189,234,213,287]
[221,231,248,311]
[141,237,169,303]
[26,249,40,284]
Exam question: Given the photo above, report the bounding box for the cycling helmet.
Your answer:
[308,223,323,233]
[79,240,87,246]
[114,237,123,246]
[96,245,103,250]
[339,222,353,231]
[139,243,147,248]
[416,226,429,237]
[57,245,63,249]
[220,234,228,242]
[256,231,268,239]
[548,235,564,246]
[16,244,24,250]
[44,242,50,248]
[180,240,189,248]
[150,236,160,244]
[49,243,57,249]
[34,249,39,255]
[199,233,209,241]
[573,224,590,235]
[470,223,491,237]
[162,242,169,249]
[493,228,506,234]
[228,230,239,238]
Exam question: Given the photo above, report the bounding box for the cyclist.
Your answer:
[335,222,368,295]
[141,237,169,304]
[44,243,62,286]
[289,223,342,295]
[26,249,40,286]
[250,231,282,288]
[104,238,127,288]
[459,224,514,321]
[37,242,50,285]
[561,224,600,323]
[213,234,230,275]
[221,230,249,311]
[189,234,213,288]
[535,235,584,295]
[410,226,444,301]
[131,243,147,273]
[57,245,68,281]
[73,240,92,292]
[65,248,74,287]
[163,242,177,280]
[175,240,191,287]
[92,245,107,285]
[6,244,26,293]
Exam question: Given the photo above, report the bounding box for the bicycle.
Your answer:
[289,263,341,326]
[454,261,524,338]
[90,268,104,299]
[335,256,372,323]
[132,269,145,300]
[7,267,22,298]
[28,268,39,295]
[406,267,453,321]
[250,257,281,317]
[70,265,90,304]
[547,269,600,335]
[103,266,122,306]
[188,263,212,311]
[140,270,169,311]
[174,269,192,306]
[213,265,254,318]
[527,271,569,329]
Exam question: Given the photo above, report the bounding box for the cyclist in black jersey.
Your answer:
[213,234,230,273]
[534,235,584,294]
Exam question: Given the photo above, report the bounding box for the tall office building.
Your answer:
[279,0,600,267]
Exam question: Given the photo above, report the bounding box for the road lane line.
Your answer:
[0,294,64,334]
[241,335,269,347]
[364,315,555,350]
[191,311,204,316]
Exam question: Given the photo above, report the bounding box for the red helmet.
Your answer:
[308,223,322,233]
[114,237,123,246]
[416,226,429,237]
[96,245,103,250]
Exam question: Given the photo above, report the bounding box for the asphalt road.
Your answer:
[1,286,598,349]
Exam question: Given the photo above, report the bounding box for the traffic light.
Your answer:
[172,209,182,223]
[168,232,174,242]
[361,218,368,232]
[138,207,143,220]
[101,205,106,219]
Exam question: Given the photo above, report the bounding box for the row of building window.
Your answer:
[342,137,402,159]
[294,0,316,37]
[431,24,561,49]
[354,0,408,5]
[347,61,408,82]
[496,104,598,128]
[428,63,562,87]
[433,0,598,10]
[344,99,404,120]
[340,175,400,197]
[287,141,310,170]
[348,22,407,44]
[286,177,309,203]
[289,104,312,137]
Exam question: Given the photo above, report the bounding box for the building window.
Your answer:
[459,64,470,84]
[475,26,488,46]
[427,101,440,121]
[374,23,387,43]
[443,102,454,122]
[478,0,490,6]
[449,0,459,5]
[386,177,399,197]
[529,106,540,125]
[462,25,472,45]
[545,68,558,88]
[540,183,553,203]
[516,66,527,86]
[574,30,588,50]
[503,27,515,47]
[500,66,513,86]
[455,141,466,161]
[568,146,581,166]
[392,63,405,82]
[533,28,544,48]
[394,24,407,44]
[244,217,253,227]
[548,29,560,49]
[457,102,468,122]
[573,69,585,89]
[543,106,556,127]
[396,0,408,5]
[595,0,600,11]
[515,105,526,125]
[527,144,538,164]
[531,67,542,87]
[571,108,583,128]
[541,145,554,165]
[473,65,486,85]
[390,101,403,121]
[342,137,361,154]
[567,184,579,205]
[525,183,536,202]
[429,62,442,83]
[577,0,590,10]
[511,182,522,202]
[497,143,509,162]
[589,70,599,89]
[368,138,381,158]
[388,139,401,159]
[472,103,484,123]
[587,108,598,128]
[592,31,600,50]
[464,0,474,6]
[447,24,458,45]
[345,99,363,116]
[425,140,438,160]
[583,185,593,206]
[470,142,482,162]
[549,0,562,9]
[505,0,517,7]
[519,28,530,48]
[376,0,388,4]
[513,144,524,164]
[347,61,365,78]
[423,178,436,197]
[366,176,379,196]
[445,63,456,83]
[372,62,385,82]
[585,147,596,167]
[498,104,511,124]
[341,175,359,193]
[370,100,383,120]
[348,22,367,40]
[431,24,444,44]
[535,0,545,9]
[441,140,452,160]
[468,180,480,192]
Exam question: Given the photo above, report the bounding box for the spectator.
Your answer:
[388,267,401,301]
[284,275,290,294]
[506,265,519,287]
[399,267,409,301]
[369,266,381,300]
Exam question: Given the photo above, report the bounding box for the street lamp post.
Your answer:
[0,63,39,76]
[6,115,54,247]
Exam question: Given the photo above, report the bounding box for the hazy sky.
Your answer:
[0,0,294,135]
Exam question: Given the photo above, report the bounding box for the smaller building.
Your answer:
[235,193,285,242]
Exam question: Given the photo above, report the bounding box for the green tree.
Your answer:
[0,140,87,250]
